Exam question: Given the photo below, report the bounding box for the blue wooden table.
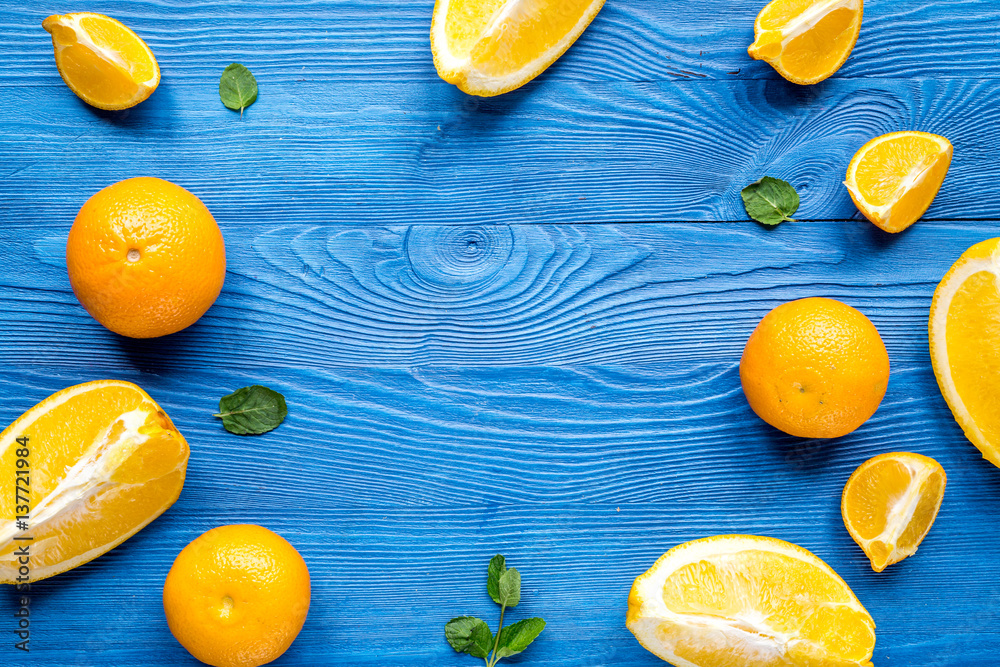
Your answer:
[2,1,999,665]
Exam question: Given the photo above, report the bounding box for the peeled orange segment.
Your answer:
[841,452,945,573]
[844,131,953,233]
[42,13,160,110]
[627,535,875,667]
[930,238,1000,467]
[748,0,863,85]
[0,381,188,583]
[431,0,605,97]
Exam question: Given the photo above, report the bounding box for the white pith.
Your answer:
[627,536,873,667]
[930,248,1000,456]
[768,0,861,49]
[431,0,604,93]
[844,133,952,224]
[0,382,181,580]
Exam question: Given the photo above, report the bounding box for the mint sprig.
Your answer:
[445,555,545,666]
[219,63,258,116]
[214,385,287,435]
[741,176,799,226]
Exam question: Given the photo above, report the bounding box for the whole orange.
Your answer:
[740,297,889,439]
[66,177,225,338]
[163,524,310,667]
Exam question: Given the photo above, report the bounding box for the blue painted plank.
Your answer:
[0,220,996,369]
[0,366,997,665]
[3,0,999,84]
[1,0,999,665]
[1,78,998,224]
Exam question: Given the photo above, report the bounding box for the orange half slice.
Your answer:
[842,452,946,572]
[431,0,605,96]
[748,0,864,85]
[0,381,188,582]
[42,12,160,110]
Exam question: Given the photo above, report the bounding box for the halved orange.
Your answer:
[627,535,875,667]
[431,0,605,96]
[748,0,864,85]
[0,381,188,582]
[930,238,1000,466]
[42,13,160,110]
[845,131,953,233]
[842,452,946,572]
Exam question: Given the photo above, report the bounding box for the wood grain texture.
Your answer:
[1,220,997,369]
[3,0,1000,84]
[2,0,999,664]
[2,77,999,225]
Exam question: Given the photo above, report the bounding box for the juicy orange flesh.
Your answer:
[758,0,831,29]
[445,0,508,58]
[899,472,944,546]
[946,270,1000,447]
[447,0,596,75]
[853,135,948,207]
[0,384,187,579]
[43,14,157,108]
[845,459,912,542]
[750,0,861,83]
[843,456,945,570]
[77,15,157,81]
[661,551,874,664]
[779,7,858,80]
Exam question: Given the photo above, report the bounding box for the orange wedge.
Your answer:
[0,381,188,582]
[845,131,953,233]
[431,0,605,97]
[42,13,160,110]
[627,535,876,667]
[930,238,1000,466]
[748,0,864,85]
[842,452,946,572]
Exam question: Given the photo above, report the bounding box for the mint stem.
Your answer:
[488,604,506,667]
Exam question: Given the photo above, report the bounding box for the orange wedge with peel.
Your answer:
[627,535,875,667]
[842,452,946,572]
[930,238,1000,467]
[748,0,864,85]
[845,131,953,233]
[0,380,188,582]
[431,0,605,97]
[42,12,160,110]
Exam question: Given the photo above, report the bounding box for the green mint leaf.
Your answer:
[498,568,521,608]
[741,176,799,226]
[494,617,546,659]
[214,385,287,435]
[219,63,258,116]
[444,616,493,659]
[487,554,506,605]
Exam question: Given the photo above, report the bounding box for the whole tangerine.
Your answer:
[163,524,310,667]
[66,177,225,338]
[740,297,889,439]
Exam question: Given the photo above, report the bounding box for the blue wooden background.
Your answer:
[2,1,1000,665]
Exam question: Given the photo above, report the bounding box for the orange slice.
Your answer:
[431,0,605,97]
[627,535,876,667]
[748,0,864,85]
[0,381,188,582]
[844,131,953,233]
[842,452,946,572]
[930,238,1000,466]
[42,13,160,110]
